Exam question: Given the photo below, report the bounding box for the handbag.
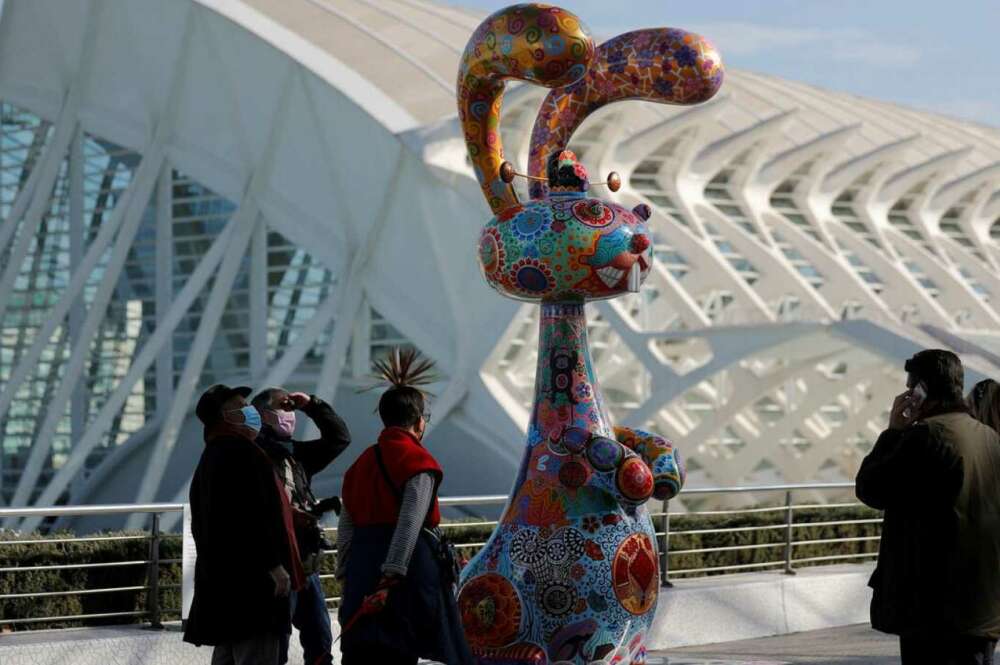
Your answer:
[373,444,459,584]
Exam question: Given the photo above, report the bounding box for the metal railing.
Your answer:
[0,503,184,629]
[0,483,880,630]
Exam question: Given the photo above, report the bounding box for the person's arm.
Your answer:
[380,472,436,577]
[335,505,354,579]
[856,423,963,510]
[855,427,907,510]
[292,395,351,477]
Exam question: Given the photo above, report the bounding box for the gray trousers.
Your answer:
[211,632,281,665]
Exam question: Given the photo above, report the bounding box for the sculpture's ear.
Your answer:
[632,204,652,221]
[527,28,724,199]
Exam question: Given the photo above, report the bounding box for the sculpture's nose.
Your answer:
[631,233,651,254]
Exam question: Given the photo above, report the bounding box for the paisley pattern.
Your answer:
[456,4,719,663]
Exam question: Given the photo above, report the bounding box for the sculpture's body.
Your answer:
[455,5,723,663]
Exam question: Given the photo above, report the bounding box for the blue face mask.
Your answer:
[225,405,262,434]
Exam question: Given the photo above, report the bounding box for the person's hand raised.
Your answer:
[288,392,311,410]
[889,391,915,431]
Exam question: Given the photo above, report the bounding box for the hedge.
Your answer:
[0,506,880,631]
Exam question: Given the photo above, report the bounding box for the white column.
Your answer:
[0,3,195,426]
[68,129,86,443]
[0,0,104,327]
[5,147,169,512]
[20,219,239,531]
[126,64,298,525]
[249,220,268,383]
[155,166,174,418]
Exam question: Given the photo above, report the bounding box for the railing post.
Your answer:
[146,512,163,629]
[659,498,673,588]
[783,490,796,575]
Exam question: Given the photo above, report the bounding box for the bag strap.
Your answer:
[373,444,437,530]
[373,444,403,502]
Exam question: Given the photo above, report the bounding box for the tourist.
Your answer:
[856,350,1000,664]
[968,378,1000,434]
[252,387,351,665]
[336,349,472,665]
[183,384,305,665]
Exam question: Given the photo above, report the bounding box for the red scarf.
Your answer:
[342,427,443,528]
[270,468,307,591]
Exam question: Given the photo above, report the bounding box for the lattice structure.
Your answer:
[0,0,999,531]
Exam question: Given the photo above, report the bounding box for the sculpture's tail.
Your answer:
[457,4,595,213]
[527,29,724,199]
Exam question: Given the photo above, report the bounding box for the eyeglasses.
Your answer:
[423,411,432,424]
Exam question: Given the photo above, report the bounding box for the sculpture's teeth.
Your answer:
[627,261,641,292]
[598,267,623,287]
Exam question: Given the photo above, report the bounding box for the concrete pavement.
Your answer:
[653,623,900,664]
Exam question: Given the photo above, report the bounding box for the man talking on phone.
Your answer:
[857,349,1000,664]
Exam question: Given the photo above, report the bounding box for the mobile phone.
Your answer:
[902,382,928,421]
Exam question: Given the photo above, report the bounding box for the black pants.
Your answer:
[901,635,997,665]
[342,646,416,665]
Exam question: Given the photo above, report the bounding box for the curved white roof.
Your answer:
[2,0,1000,529]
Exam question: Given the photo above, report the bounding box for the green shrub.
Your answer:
[2,506,881,631]
[0,531,182,631]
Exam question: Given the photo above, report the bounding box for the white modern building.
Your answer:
[1,0,999,532]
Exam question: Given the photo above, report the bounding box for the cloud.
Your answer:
[687,22,921,68]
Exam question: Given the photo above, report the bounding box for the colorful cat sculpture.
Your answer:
[455,4,723,664]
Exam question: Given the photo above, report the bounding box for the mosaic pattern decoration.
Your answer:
[457,4,595,214]
[478,189,655,302]
[528,29,724,199]
[457,4,719,663]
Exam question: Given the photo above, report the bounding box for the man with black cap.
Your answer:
[857,350,1000,664]
[183,384,306,665]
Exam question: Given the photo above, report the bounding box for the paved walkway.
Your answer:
[652,624,900,664]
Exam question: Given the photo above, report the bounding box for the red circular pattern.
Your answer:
[558,459,589,489]
[571,199,615,227]
[479,230,501,275]
[616,456,653,502]
[458,573,523,649]
[612,533,659,615]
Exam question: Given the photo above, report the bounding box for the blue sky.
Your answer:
[449,1,1000,128]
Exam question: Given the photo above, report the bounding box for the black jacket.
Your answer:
[257,395,350,557]
[183,435,295,646]
[856,411,1000,639]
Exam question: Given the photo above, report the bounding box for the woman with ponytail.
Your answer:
[337,348,472,665]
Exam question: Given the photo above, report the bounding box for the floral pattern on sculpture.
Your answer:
[455,4,719,664]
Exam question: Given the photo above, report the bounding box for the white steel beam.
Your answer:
[6,144,169,511]
[126,62,299,524]
[18,219,239,531]
[0,5,196,427]
[0,0,104,326]
[249,220,268,382]
[155,164,174,417]
[68,128,86,444]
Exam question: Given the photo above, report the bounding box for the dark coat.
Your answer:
[338,526,473,665]
[856,411,1000,639]
[257,396,351,557]
[183,435,296,646]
